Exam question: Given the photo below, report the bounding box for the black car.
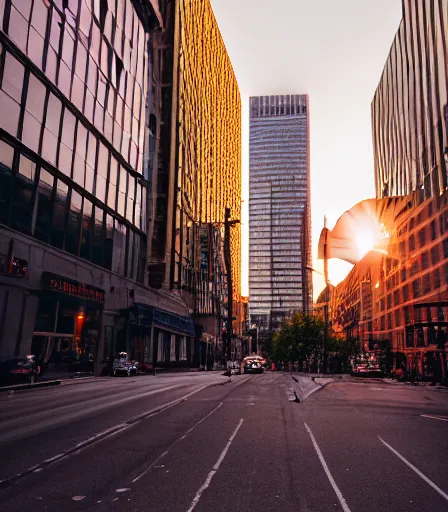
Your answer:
[243,358,264,374]
[0,355,41,386]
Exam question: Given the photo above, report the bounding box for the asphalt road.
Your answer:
[1,373,448,511]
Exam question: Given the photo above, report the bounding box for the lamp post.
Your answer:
[223,207,240,367]
[306,265,329,375]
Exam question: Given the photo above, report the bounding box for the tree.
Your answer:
[272,312,325,368]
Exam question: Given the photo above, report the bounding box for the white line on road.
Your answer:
[131,402,223,483]
[186,419,244,512]
[304,423,352,512]
[378,436,448,502]
[420,414,448,422]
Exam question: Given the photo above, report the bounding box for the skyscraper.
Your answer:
[371,0,447,200]
[249,94,312,330]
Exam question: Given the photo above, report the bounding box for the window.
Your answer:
[409,234,416,252]
[117,167,127,216]
[80,198,93,260]
[8,7,28,51]
[0,90,20,136]
[422,274,431,295]
[10,156,36,234]
[107,156,118,209]
[112,220,126,275]
[92,206,104,266]
[412,278,420,299]
[34,169,54,243]
[430,245,439,265]
[410,260,419,277]
[65,190,82,255]
[0,140,14,223]
[418,228,426,248]
[444,238,448,260]
[103,214,114,270]
[402,284,409,302]
[400,267,407,282]
[421,251,429,270]
[2,53,24,102]
[51,180,69,249]
[430,220,437,240]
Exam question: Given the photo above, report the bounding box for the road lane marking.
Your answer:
[421,414,448,422]
[378,436,448,502]
[304,423,352,512]
[132,402,223,483]
[0,384,214,487]
[186,419,244,512]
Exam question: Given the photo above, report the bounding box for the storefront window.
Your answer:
[10,156,36,234]
[34,169,54,243]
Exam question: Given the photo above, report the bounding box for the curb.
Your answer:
[0,380,61,393]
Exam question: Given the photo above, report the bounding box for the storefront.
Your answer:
[31,272,105,377]
[152,308,195,368]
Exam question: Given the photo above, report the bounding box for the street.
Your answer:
[1,373,448,512]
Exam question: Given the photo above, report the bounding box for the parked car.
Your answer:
[112,353,139,376]
[0,355,41,386]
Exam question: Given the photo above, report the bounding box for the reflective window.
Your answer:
[80,198,93,260]
[0,141,14,223]
[11,156,37,233]
[51,180,69,249]
[34,169,54,243]
[0,90,20,136]
[8,7,28,51]
[22,111,41,153]
[92,206,104,266]
[65,190,82,255]
[2,53,24,102]
[26,74,46,122]
[31,0,48,36]
[104,214,114,270]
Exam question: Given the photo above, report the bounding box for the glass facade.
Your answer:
[372,0,448,198]
[172,0,242,298]
[0,0,149,281]
[249,95,312,329]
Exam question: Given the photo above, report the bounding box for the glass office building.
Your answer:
[0,0,197,371]
[249,94,312,330]
[372,0,447,199]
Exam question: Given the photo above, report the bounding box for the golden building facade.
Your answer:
[170,0,242,299]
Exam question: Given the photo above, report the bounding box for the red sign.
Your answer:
[42,272,105,304]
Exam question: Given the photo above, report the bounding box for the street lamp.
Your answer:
[306,265,329,374]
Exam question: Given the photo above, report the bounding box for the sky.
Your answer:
[210,0,403,299]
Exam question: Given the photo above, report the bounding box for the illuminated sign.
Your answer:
[41,272,105,304]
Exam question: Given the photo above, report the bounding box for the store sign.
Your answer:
[42,272,105,304]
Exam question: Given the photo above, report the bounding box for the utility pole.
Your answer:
[323,216,329,375]
[223,207,240,367]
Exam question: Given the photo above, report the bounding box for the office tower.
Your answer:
[249,94,312,330]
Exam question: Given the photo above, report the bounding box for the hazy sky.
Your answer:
[210,0,403,298]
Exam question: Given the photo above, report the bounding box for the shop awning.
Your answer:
[153,308,195,337]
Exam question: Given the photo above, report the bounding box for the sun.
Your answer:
[355,231,375,260]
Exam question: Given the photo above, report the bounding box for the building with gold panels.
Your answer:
[147,0,242,365]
